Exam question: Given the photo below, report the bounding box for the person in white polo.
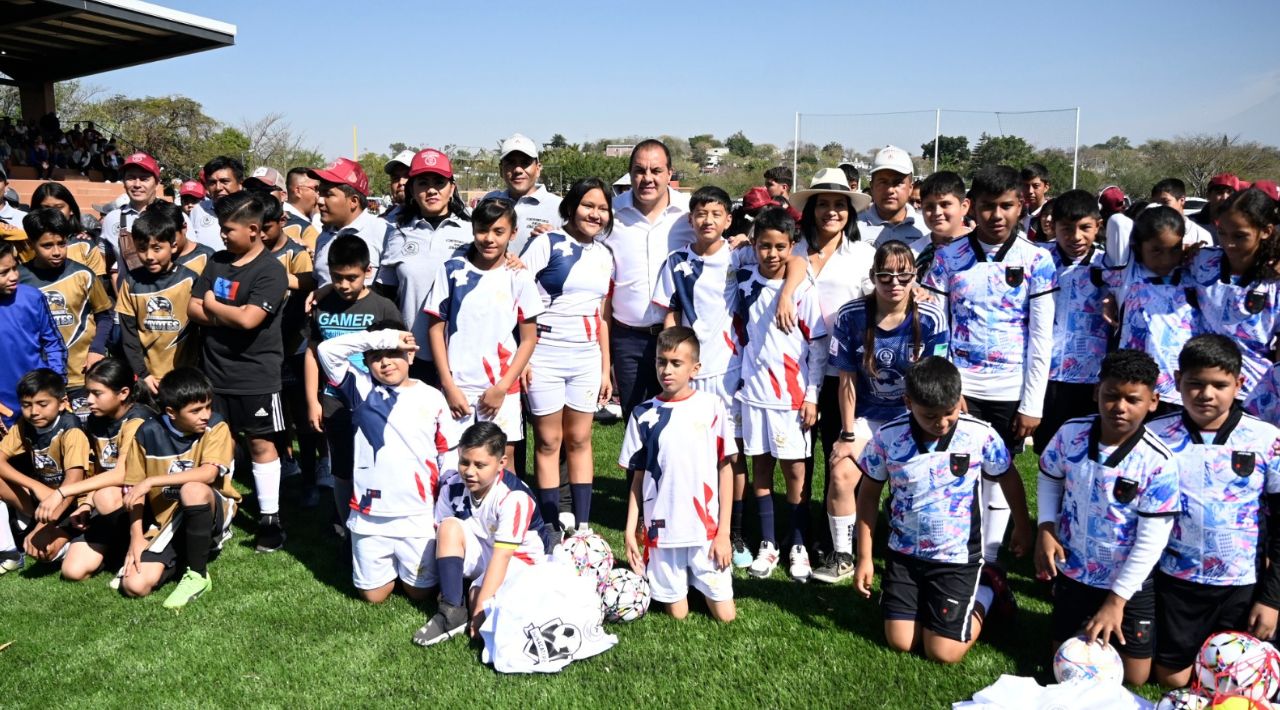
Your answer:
[483,133,562,256]
[188,156,244,251]
[599,139,695,418]
[311,158,386,287]
[857,145,928,247]
[381,150,416,225]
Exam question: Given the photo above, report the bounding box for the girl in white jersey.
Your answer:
[520,178,615,535]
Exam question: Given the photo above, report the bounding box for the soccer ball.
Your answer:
[1156,688,1210,710]
[556,531,614,586]
[1208,697,1272,710]
[1052,636,1124,684]
[1195,632,1280,701]
[598,568,651,623]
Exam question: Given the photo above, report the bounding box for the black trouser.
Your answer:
[803,375,842,556]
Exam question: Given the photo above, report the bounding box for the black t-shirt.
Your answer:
[309,289,401,417]
[193,249,288,395]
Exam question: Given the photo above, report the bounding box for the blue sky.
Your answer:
[89,0,1280,160]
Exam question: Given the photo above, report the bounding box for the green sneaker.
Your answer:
[163,569,211,609]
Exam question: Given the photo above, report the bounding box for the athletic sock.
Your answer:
[438,556,464,607]
[182,503,214,576]
[975,585,995,617]
[253,458,282,516]
[730,500,744,537]
[787,502,806,549]
[756,493,776,545]
[569,483,592,528]
[0,504,15,552]
[830,513,856,556]
[537,488,561,530]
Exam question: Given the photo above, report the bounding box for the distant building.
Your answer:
[604,144,635,158]
[704,147,730,169]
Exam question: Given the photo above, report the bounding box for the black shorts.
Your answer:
[139,491,232,583]
[964,397,1022,458]
[1052,574,1155,658]
[71,509,129,555]
[212,392,285,437]
[881,550,984,642]
[1033,381,1096,454]
[1154,573,1255,671]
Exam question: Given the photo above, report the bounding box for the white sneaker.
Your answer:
[749,541,780,578]
[788,544,812,582]
[558,512,576,532]
[108,565,125,590]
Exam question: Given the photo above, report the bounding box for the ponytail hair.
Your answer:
[863,240,921,378]
[85,358,135,403]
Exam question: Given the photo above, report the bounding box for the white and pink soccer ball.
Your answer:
[1052,636,1125,684]
[556,531,614,587]
[1155,688,1210,710]
[1193,631,1280,702]
[598,568,650,623]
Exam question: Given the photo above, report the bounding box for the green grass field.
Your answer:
[0,422,1167,709]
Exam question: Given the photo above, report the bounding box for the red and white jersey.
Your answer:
[519,231,614,346]
[435,469,548,564]
[424,256,544,395]
[618,390,737,548]
[735,267,828,410]
[651,243,746,377]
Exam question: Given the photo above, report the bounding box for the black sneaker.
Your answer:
[254,514,286,553]
[412,601,468,647]
[980,563,1018,622]
[810,551,855,584]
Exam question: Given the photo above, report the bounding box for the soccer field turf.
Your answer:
[0,422,1167,708]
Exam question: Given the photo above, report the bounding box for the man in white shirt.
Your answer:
[188,156,244,251]
[98,152,163,273]
[857,145,928,247]
[311,158,386,287]
[599,139,695,418]
[381,150,415,225]
[483,133,562,256]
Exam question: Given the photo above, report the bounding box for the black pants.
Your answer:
[803,375,842,555]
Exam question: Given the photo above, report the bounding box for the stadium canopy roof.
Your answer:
[0,0,235,85]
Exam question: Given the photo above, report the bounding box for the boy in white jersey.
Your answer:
[854,357,1032,664]
[651,186,750,567]
[923,165,1056,568]
[414,422,548,646]
[425,199,543,466]
[316,322,460,604]
[1036,350,1180,685]
[621,327,737,622]
[734,208,829,581]
[1148,336,1280,688]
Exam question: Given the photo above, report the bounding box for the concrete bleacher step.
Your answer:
[9,178,124,214]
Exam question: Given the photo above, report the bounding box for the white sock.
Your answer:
[253,458,282,516]
[0,504,14,552]
[830,513,856,555]
[975,585,995,615]
[982,477,1010,564]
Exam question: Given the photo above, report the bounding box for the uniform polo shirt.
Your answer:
[600,187,695,328]
[313,210,388,287]
[483,185,563,256]
[857,204,929,247]
[375,215,472,360]
[187,198,227,252]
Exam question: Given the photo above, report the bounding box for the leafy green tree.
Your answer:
[920,135,971,172]
[538,148,629,195]
[725,131,753,158]
[969,133,1037,172]
[548,134,568,149]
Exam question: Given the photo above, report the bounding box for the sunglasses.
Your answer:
[874,271,916,285]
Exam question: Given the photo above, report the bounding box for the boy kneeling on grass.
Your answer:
[120,368,240,609]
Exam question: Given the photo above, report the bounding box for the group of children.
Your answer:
[1,145,1279,684]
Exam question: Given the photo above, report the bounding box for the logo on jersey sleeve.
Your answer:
[44,290,73,327]
[144,295,181,331]
[523,619,581,663]
[1232,451,1257,477]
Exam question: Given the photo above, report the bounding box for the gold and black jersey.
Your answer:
[273,239,315,353]
[175,242,215,276]
[283,213,319,253]
[18,261,113,388]
[116,265,199,379]
[66,238,107,279]
[122,412,238,538]
[0,411,90,488]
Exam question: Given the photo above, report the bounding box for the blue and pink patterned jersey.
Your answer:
[1189,247,1280,396]
[1150,409,1280,586]
[1107,261,1202,404]
[1039,416,1180,590]
[1048,246,1114,384]
[519,231,614,347]
[423,256,545,395]
[651,243,747,378]
[857,412,1011,564]
[829,297,949,422]
[734,265,828,410]
[1246,362,1280,424]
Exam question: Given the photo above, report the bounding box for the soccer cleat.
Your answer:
[810,551,855,584]
[748,541,779,578]
[730,532,752,569]
[254,514,286,553]
[162,569,211,609]
[412,601,468,647]
[788,545,812,582]
[980,563,1018,622]
[0,550,22,576]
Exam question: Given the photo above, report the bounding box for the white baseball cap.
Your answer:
[870,145,913,176]
[384,150,416,175]
[499,133,539,161]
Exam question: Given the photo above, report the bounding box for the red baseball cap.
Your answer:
[122,152,160,179]
[308,158,369,197]
[742,186,777,212]
[1209,173,1242,191]
[179,180,205,199]
[1098,186,1127,214]
[408,148,453,180]
[1252,180,1279,201]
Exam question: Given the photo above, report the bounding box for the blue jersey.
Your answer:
[1048,246,1113,384]
[1189,247,1280,396]
[1040,417,1180,590]
[1150,409,1280,587]
[0,283,67,426]
[828,298,948,421]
